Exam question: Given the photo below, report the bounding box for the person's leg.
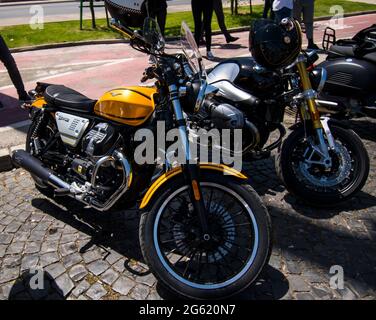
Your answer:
[302,0,317,48]
[0,35,28,101]
[203,0,214,55]
[192,0,203,47]
[269,0,275,20]
[213,0,238,43]
[293,0,302,22]
[157,8,167,37]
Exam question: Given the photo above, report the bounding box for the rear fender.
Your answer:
[139,164,248,209]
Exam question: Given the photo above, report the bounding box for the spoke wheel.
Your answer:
[140,172,272,299]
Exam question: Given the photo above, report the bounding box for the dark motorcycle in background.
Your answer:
[192,19,370,206]
[311,24,376,119]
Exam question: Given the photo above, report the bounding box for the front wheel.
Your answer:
[276,124,369,206]
[139,172,272,299]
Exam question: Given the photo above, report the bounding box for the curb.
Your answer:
[8,10,376,53]
[0,144,25,172]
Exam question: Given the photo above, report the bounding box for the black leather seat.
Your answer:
[44,85,96,113]
[330,44,376,64]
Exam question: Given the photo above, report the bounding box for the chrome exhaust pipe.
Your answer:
[12,150,71,190]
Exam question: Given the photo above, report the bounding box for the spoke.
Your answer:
[205,188,214,211]
[222,222,252,229]
[182,249,197,278]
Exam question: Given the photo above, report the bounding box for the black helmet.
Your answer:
[249,18,302,69]
[105,0,147,28]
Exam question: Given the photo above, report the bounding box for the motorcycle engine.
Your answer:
[82,123,117,157]
[69,123,122,199]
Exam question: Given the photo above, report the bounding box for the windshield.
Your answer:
[143,17,165,52]
[181,21,206,78]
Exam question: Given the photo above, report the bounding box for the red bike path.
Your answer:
[0,13,375,127]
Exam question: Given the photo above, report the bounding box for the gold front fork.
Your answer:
[296,59,322,129]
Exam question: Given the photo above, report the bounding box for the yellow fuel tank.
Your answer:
[94,86,157,126]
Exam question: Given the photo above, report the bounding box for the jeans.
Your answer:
[0,35,27,100]
[274,7,292,24]
[192,0,214,51]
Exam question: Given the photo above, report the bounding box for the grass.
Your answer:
[1,0,376,48]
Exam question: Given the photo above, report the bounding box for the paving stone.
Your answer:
[112,259,126,273]
[86,282,107,300]
[82,250,102,264]
[4,221,22,233]
[45,263,66,279]
[112,276,135,296]
[289,275,310,293]
[68,264,88,282]
[0,267,20,284]
[39,252,60,268]
[0,245,7,258]
[6,242,25,254]
[54,273,75,297]
[100,268,119,286]
[29,230,46,242]
[41,241,58,253]
[60,242,78,257]
[129,283,150,300]
[0,234,14,245]
[136,273,157,287]
[337,286,358,300]
[72,280,90,297]
[295,292,315,300]
[312,286,332,299]
[21,255,39,272]
[62,253,83,269]
[24,242,41,254]
[87,260,110,276]
[2,255,22,268]
[60,233,79,244]
[105,251,122,265]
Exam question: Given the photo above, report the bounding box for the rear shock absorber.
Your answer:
[30,109,46,155]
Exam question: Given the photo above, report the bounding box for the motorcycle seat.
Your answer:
[330,44,376,64]
[44,85,96,113]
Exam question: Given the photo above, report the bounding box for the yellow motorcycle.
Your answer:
[12,18,272,299]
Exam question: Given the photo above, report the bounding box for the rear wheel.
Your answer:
[140,172,272,299]
[276,124,369,206]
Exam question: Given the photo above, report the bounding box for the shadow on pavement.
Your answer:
[8,270,65,300]
[155,265,289,300]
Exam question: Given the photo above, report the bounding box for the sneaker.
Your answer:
[307,42,319,50]
[19,94,33,107]
[206,51,215,61]
[226,36,239,44]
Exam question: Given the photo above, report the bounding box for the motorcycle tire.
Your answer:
[139,171,272,299]
[276,124,369,206]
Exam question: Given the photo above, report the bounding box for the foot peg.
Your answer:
[54,188,71,197]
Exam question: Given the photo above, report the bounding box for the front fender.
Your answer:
[139,163,247,209]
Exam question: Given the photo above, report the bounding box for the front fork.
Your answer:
[168,84,209,237]
[296,58,336,168]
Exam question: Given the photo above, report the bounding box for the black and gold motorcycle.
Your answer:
[192,19,370,206]
[12,17,271,299]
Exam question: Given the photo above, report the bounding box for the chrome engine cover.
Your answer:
[55,112,90,147]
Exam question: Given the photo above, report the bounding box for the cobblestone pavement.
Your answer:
[0,118,376,300]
